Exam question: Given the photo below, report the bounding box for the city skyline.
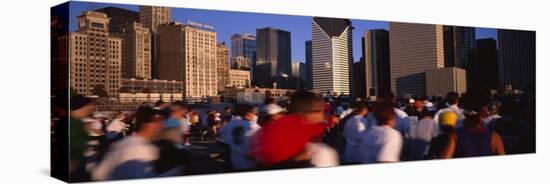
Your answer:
[67,1,497,63]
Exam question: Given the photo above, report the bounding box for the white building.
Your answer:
[311,17,353,95]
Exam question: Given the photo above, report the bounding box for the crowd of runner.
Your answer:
[51,90,535,182]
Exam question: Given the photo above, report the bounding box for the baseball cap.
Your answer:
[262,104,286,115]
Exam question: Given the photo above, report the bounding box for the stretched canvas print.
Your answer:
[51,1,536,182]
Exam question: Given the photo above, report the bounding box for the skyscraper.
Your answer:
[426,67,467,97]
[311,17,353,95]
[255,27,292,88]
[471,38,499,91]
[68,11,122,97]
[390,22,444,98]
[305,40,313,89]
[352,60,366,99]
[443,26,476,69]
[158,22,217,98]
[95,7,151,79]
[217,42,230,92]
[139,6,172,32]
[363,29,390,97]
[498,29,536,93]
[95,6,139,33]
[230,33,256,78]
[139,6,171,79]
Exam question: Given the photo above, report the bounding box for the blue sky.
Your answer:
[68,1,497,63]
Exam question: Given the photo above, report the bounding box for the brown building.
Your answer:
[217,42,230,92]
[228,69,251,88]
[114,22,152,79]
[68,11,122,98]
[139,6,171,79]
[389,22,444,98]
[158,22,218,98]
[425,67,466,97]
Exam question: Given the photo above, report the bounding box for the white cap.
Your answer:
[408,98,415,104]
[262,104,286,115]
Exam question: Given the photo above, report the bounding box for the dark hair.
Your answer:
[234,103,256,117]
[288,90,323,113]
[135,106,162,131]
[374,102,395,126]
[171,100,189,110]
[70,95,95,111]
[446,91,460,105]
[154,100,166,107]
[353,101,369,111]
[264,97,276,105]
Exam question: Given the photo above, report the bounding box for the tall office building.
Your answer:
[231,33,256,77]
[498,29,536,94]
[363,29,390,97]
[139,6,172,32]
[352,60,366,99]
[291,61,307,88]
[116,22,152,79]
[305,40,313,89]
[443,26,476,69]
[158,22,218,98]
[471,38,499,91]
[217,42,230,92]
[95,6,139,33]
[311,17,353,95]
[139,6,172,79]
[231,56,250,70]
[51,4,70,97]
[95,7,151,79]
[390,22,444,98]
[255,27,292,88]
[68,11,122,97]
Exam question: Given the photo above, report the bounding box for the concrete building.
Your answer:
[228,69,251,88]
[68,11,122,98]
[255,27,292,88]
[222,87,296,104]
[217,42,230,92]
[389,22,445,98]
[116,22,152,79]
[158,22,218,98]
[311,17,353,95]
[139,6,171,79]
[231,56,250,70]
[498,29,536,94]
[425,67,467,97]
[95,6,139,33]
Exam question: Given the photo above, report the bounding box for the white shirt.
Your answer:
[306,142,339,167]
[92,136,158,181]
[340,108,354,119]
[219,117,261,170]
[343,115,367,163]
[107,118,127,133]
[179,116,191,132]
[365,108,411,136]
[359,125,402,163]
[406,117,438,160]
